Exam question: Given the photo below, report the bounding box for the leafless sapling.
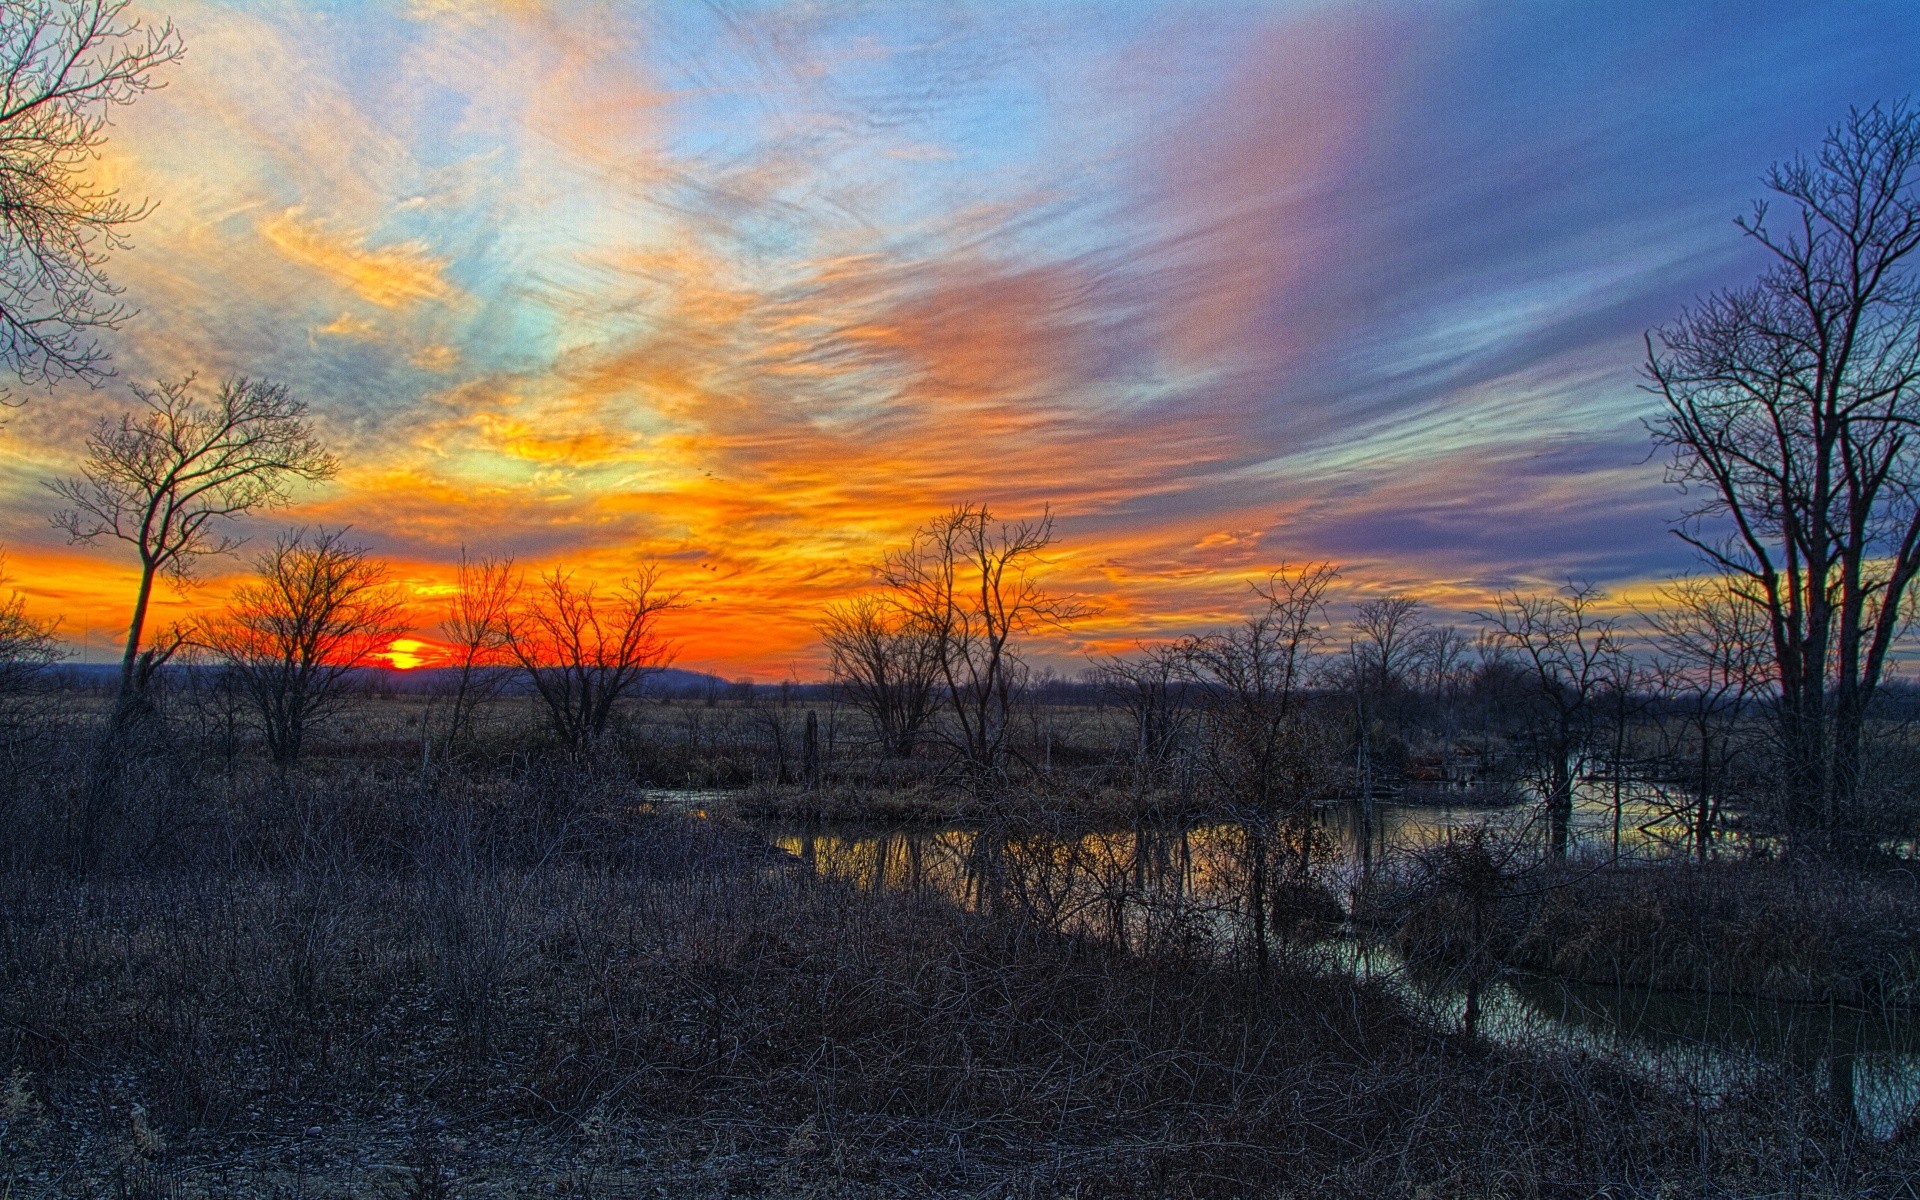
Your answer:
[48,376,336,708]
[507,564,679,752]
[429,550,519,760]
[196,528,407,767]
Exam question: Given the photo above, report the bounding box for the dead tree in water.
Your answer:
[1345,595,1431,873]
[1641,576,1767,864]
[1480,583,1620,861]
[1183,563,1339,978]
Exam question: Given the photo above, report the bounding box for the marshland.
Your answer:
[6,3,1920,1198]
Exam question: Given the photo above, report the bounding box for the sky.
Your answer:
[4,0,1919,678]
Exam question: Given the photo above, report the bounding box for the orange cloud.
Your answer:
[260,208,459,309]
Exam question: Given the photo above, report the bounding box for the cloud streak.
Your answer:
[7,0,1920,675]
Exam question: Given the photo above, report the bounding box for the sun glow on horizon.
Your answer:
[4,1,1916,677]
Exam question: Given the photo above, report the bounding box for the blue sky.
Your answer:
[7,0,1919,671]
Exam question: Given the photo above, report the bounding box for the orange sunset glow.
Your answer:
[2,1,1916,678]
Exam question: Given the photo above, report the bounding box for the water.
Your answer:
[739,794,1920,1137]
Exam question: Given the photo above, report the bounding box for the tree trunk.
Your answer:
[803,709,820,790]
[1246,817,1268,980]
[1547,753,1573,861]
[118,561,159,700]
[1695,728,1714,866]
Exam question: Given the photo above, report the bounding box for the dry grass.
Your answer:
[1,794,1912,1198]
[1513,862,1920,1006]
[0,689,1915,1196]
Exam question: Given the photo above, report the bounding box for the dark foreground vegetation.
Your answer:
[2,687,1918,1200]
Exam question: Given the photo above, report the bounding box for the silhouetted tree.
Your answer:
[880,504,1090,787]
[507,565,679,752]
[0,0,182,391]
[1095,643,1191,794]
[1480,583,1621,861]
[48,376,336,709]
[1641,575,1768,863]
[0,553,60,694]
[197,528,406,767]
[1182,563,1340,977]
[429,550,519,759]
[820,593,939,758]
[1346,594,1429,800]
[1648,100,1920,856]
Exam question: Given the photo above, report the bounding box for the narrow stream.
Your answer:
[684,791,1920,1138]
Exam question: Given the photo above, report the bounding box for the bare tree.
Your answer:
[0,552,60,693]
[1639,575,1768,864]
[48,376,336,706]
[429,550,519,759]
[507,565,679,752]
[197,528,406,767]
[1347,594,1429,800]
[1596,652,1651,862]
[1343,594,1429,879]
[0,0,182,391]
[1094,642,1191,795]
[1351,596,1428,694]
[880,504,1090,785]
[1647,100,1920,856]
[1480,583,1622,861]
[1182,563,1341,977]
[820,593,939,758]
[1413,623,1473,786]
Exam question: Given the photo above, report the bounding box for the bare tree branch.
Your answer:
[46,375,336,700]
[0,0,182,394]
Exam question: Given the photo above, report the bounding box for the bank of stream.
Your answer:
[642,787,1920,1139]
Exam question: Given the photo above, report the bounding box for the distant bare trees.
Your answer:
[820,594,939,758]
[0,554,60,694]
[197,529,406,767]
[430,551,519,758]
[48,377,336,707]
[0,0,182,391]
[1095,643,1190,792]
[1648,100,1920,857]
[507,566,679,752]
[1181,563,1341,975]
[1480,583,1622,861]
[880,504,1090,785]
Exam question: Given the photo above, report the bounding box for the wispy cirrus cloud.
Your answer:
[7,0,1920,674]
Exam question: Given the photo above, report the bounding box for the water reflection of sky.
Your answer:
[753,799,1919,1137]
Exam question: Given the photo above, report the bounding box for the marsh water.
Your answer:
[644,785,1920,1135]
